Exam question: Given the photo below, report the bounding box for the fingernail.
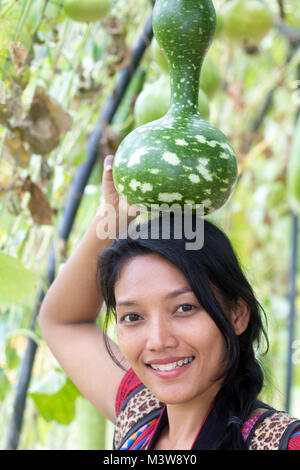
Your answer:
[106,164,112,171]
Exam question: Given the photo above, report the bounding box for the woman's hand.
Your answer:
[97,154,140,233]
[101,154,125,211]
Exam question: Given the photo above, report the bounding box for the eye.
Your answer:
[120,313,142,324]
[176,304,195,313]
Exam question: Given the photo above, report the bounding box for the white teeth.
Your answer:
[150,356,194,371]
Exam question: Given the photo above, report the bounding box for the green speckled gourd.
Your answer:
[113,0,238,214]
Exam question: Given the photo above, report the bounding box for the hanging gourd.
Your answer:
[63,0,111,22]
[113,0,238,214]
[221,0,273,45]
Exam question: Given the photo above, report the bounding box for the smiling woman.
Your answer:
[38,155,300,451]
[97,213,300,450]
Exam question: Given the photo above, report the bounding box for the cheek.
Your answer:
[116,326,142,364]
[204,329,228,375]
[116,326,128,357]
[191,319,227,366]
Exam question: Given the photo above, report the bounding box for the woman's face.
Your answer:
[115,253,229,406]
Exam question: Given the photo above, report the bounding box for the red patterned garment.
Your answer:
[115,368,142,415]
[242,414,299,449]
[115,368,300,450]
[288,430,300,450]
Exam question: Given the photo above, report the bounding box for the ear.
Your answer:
[230,298,250,335]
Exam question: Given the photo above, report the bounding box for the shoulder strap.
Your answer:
[248,410,300,450]
[113,383,163,450]
[278,419,300,450]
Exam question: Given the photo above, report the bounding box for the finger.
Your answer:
[102,155,114,186]
[104,155,113,173]
[102,155,118,203]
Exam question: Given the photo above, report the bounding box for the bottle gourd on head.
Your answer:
[113,0,238,215]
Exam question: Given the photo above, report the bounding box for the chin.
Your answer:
[161,395,191,405]
[151,386,197,406]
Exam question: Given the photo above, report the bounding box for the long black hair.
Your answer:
[96,212,269,450]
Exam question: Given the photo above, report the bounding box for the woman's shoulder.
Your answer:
[114,368,163,450]
[244,406,300,450]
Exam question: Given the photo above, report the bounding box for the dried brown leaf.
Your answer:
[102,17,132,76]
[106,40,132,76]
[75,80,104,103]
[42,87,72,136]
[13,86,72,155]
[2,131,31,168]
[101,17,123,35]
[22,175,54,225]
[9,42,27,76]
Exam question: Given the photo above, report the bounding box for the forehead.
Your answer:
[115,253,190,298]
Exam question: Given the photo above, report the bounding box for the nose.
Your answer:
[145,315,179,352]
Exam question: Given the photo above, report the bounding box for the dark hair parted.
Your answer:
[96,213,269,450]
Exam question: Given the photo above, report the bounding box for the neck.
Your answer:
[163,390,217,450]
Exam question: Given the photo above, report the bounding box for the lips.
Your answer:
[146,356,195,371]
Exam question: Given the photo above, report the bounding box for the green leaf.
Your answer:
[5,340,20,370]
[29,370,80,424]
[0,252,38,308]
[0,367,10,400]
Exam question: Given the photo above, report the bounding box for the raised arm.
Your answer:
[38,155,137,423]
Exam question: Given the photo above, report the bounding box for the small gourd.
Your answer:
[64,0,111,22]
[222,0,273,45]
[113,0,238,214]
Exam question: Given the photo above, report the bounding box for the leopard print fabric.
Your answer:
[113,369,299,450]
[113,386,162,450]
[249,411,300,450]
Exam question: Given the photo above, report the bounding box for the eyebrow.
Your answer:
[116,287,193,307]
